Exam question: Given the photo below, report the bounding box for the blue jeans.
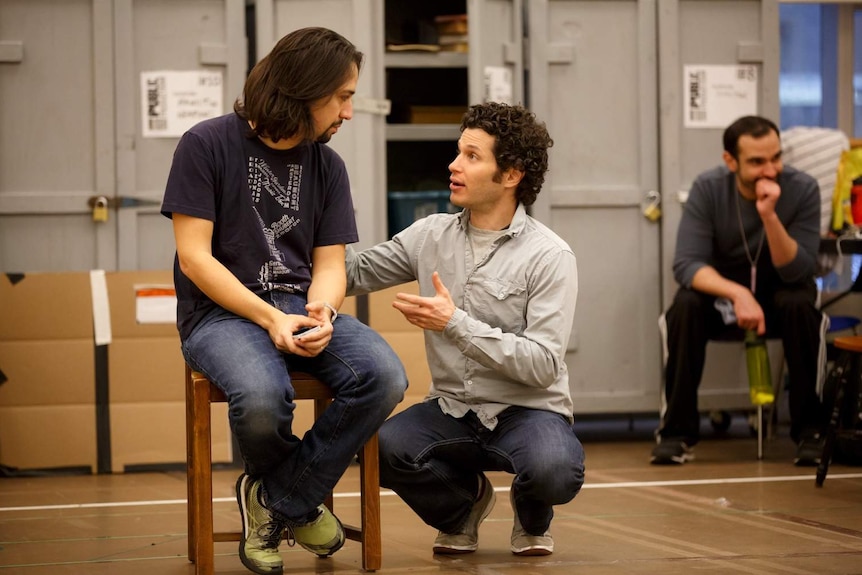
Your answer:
[379,399,585,535]
[181,292,407,525]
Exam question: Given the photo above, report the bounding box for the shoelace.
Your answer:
[257,519,287,549]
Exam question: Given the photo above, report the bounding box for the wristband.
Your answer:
[323,302,338,322]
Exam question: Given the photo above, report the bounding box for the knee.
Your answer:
[522,452,585,503]
[774,288,817,315]
[667,288,708,319]
[231,388,290,441]
[378,416,410,462]
[378,418,415,486]
[365,348,409,409]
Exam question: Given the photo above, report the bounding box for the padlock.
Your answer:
[93,197,109,223]
[642,190,661,222]
[643,203,661,222]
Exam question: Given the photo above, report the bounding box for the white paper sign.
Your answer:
[683,65,758,128]
[141,70,224,138]
[134,285,177,324]
[484,66,513,105]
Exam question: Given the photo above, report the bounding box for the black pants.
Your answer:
[660,284,825,445]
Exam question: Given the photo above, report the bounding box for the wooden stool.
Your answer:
[816,335,862,487]
[185,365,382,573]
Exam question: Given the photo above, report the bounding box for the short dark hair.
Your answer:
[460,102,553,206]
[723,115,780,159]
[234,27,363,143]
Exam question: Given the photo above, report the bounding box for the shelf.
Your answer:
[384,51,468,68]
[386,124,461,141]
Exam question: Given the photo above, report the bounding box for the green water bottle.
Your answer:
[745,329,775,405]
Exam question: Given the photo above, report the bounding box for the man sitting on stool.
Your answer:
[652,115,827,467]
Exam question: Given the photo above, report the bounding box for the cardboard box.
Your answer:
[365,282,432,413]
[105,271,235,472]
[108,337,185,403]
[379,330,431,414]
[0,272,98,471]
[368,282,421,332]
[408,106,466,124]
[0,405,96,470]
[110,401,231,472]
[105,272,358,471]
[0,272,94,341]
[106,270,177,338]
[0,340,95,406]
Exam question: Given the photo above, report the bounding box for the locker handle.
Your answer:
[87,196,162,210]
[0,41,23,64]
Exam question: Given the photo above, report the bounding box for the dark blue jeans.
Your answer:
[661,285,824,445]
[181,292,407,525]
[379,399,585,535]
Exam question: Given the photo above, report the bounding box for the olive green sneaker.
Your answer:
[432,473,496,554]
[292,504,345,557]
[236,474,286,575]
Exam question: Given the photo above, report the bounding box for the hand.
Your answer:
[392,271,455,332]
[267,312,330,357]
[291,319,333,357]
[755,178,780,218]
[732,291,766,335]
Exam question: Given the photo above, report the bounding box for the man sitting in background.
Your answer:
[652,115,827,467]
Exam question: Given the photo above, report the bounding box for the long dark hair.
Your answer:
[234,27,363,143]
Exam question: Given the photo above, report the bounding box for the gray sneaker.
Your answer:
[236,474,286,575]
[509,489,553,556]
[432,473,496,554]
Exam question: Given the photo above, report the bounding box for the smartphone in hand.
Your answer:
[293,325,322,339]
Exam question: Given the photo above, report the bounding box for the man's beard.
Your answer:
[316,122,342,143]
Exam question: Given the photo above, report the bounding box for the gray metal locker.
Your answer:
[658,0,781,416]
[527,0,663,414]
[0,0,246,272]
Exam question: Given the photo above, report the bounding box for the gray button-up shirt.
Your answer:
[346,205,578,428]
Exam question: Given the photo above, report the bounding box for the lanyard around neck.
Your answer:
[735,190,764,293]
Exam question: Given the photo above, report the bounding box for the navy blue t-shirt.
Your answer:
[161,113,358,339]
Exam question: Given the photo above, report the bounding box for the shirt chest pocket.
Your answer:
[471,277,527,334]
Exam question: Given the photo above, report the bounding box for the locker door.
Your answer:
[0,0,246,273]
[0,0,114,272]
[112,0,247,270]
[527,0,662,414]
[658,0,780,412]
[468,0,524,106]
[255,0,388,248]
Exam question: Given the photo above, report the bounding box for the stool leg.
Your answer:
[817,352,853,487]
[358,434,381,571]
[757,405,764,460]
[185,367,197,563]
[192,376,216,575]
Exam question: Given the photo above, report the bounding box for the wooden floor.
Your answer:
[2,420,861,575]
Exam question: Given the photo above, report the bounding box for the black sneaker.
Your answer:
[794,434,825,467]
[650,439,694,465]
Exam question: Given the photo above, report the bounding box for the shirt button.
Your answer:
[466,380,473,385]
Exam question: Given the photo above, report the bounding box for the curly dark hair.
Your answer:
[459,102,553,206]
[234,27,363,143]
